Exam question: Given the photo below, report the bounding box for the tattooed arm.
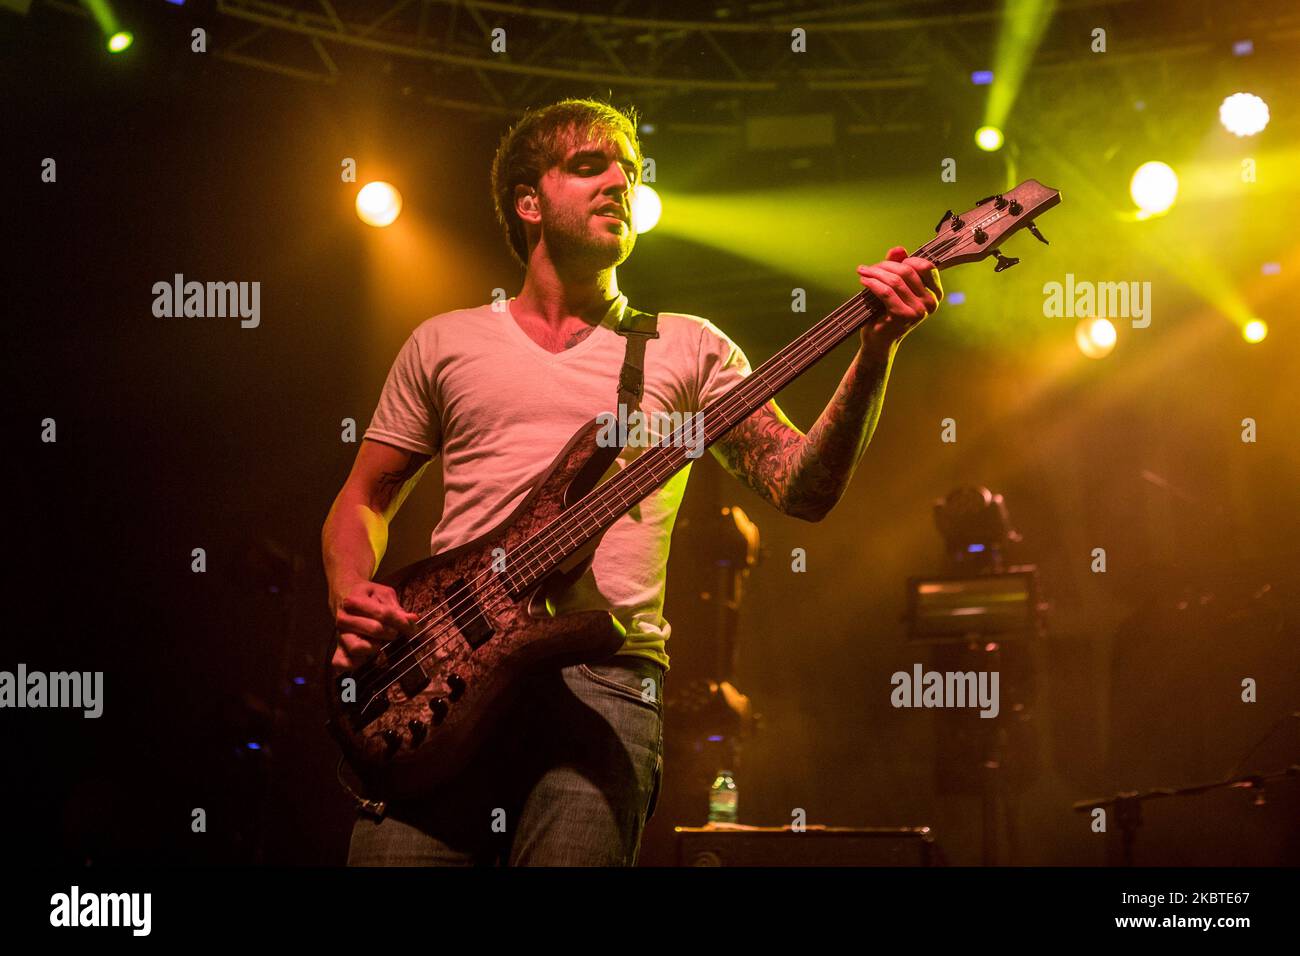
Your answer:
[710,344,899,522]
[710,247,940,522]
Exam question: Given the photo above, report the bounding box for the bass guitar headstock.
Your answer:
[917,179,1062,273]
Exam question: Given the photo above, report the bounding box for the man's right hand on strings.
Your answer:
[330,581,419,675]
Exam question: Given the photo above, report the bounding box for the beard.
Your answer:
[539,193,636,272]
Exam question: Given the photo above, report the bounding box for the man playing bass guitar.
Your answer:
[322,97,941,866]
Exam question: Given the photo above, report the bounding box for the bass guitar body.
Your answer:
[326,417,628,800]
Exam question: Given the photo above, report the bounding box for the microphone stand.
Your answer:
[1073,711,1300,865]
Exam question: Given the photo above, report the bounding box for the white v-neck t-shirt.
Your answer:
[362,294,752,670]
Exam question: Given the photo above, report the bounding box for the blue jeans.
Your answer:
[347,655,665,866]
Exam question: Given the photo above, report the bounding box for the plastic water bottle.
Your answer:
[708,769,738,824]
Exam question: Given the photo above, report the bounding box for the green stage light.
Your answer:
[975,126,1004,152]
[107,30,133,53]
[983,0,1056,135]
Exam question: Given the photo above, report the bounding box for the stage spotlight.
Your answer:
[931,485,1021,570]
[1129,161,1178,216]
[1075,317,1117,359]
[631,184,661,234]
[355,181,403,227]
[83,1,132,52]
[1243,320,1267,343]
[975,126,1004,152]
[1219,93,1270,137]
[971,70,994,86]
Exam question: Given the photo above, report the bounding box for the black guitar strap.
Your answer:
[613,305,660,412]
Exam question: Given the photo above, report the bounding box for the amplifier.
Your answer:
[674,825,943,866]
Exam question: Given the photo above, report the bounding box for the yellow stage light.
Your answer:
[631,184,661,234]
[356,181,403,227]
[975,126,1004,152]
[1130,162,1179,216]
[108,31,133,53]
[1075,317,1117,358]
[1219,93,1270,137]
[1243,320,1267,343]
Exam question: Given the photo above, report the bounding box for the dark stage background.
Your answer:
[5,0,1298,866]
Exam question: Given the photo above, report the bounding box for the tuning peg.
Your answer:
[991,249,1020,272]
[934,209,954,234]
[974,194,995,206]
[1027,222,1049,245]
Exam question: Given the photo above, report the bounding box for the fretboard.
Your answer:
[505,286,888,593]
